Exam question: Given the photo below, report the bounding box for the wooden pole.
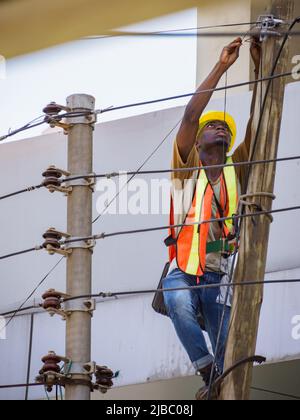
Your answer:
[220,0,295,401]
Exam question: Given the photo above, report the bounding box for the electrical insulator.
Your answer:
[43,102,64,117]
[39,352,62,392]
[95,366,114,394]
[40,352,62,374]
[42,289,62,312]
[42,166,63,191]
[42,228,62,252]
[43,102,71,132]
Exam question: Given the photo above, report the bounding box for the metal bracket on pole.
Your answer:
[65,361,97,377]
[65,112,97,127]
[256,15,284,41]
[64,173,97,193]
[63,237,96,253]
[63,298,96,316]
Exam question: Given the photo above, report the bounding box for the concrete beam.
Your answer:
[1,0,205,58]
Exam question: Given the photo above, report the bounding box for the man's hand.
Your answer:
[219,38,242,71]
[250,37,262,73]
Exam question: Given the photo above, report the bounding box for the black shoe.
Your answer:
[195,363,221,400]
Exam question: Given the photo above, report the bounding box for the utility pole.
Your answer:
[220,0,295,400]
[65,94,95,400]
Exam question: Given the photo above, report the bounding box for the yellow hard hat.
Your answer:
[198,111,237,153]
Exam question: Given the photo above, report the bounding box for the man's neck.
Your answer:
[199,147,227,182]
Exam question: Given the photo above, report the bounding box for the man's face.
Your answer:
[196,120,232,153]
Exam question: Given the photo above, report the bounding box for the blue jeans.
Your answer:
[163,268,231,373]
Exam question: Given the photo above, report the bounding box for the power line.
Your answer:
[63,278,300,303]
[64,155,300,183]
[0,305,39,318]
[64,205,300,244]
[0,246,43,261]
[97,69,299,115]
[0,184,43,201]
[84,29,300,40]
[1,277,299,352]
[125,30,300,38]
[0,119,46,142]
[0,69,298,145]
[2,155,299,204]
[0,111,93,143]
[84,21,259,40]
[0,383,43,390]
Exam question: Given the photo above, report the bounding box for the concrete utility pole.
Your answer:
[220,0,295,401]
[65,94,95,400]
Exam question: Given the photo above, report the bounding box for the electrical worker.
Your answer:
[162,37,261,399]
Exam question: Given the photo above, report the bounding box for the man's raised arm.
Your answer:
[176,38,242,162]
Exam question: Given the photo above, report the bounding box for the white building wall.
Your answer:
[0,82,300,400]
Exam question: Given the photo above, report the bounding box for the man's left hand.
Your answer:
[250,37,262,73]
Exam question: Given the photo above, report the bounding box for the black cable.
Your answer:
[251,386,300,400]
[85,29,300,40]
[0,120,46,142]
[63,278,300,303]
[25,314,35,401]
[0,110,93,143]
[0,246,43,261]
[64,155,300,183]
[0,383,43,390]
[2,277,299,324]
[0,184,44,201]
[97,69,299,115]
[84,22,258,40]
[64,205,300,244]
[84,20,297,41]
[0,305,38,317]
[1,70,297,144]
[1,155,299,204]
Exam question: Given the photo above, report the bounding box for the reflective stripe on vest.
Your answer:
[175,156,238,276]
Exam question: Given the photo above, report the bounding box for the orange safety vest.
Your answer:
[168,157,238,277]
